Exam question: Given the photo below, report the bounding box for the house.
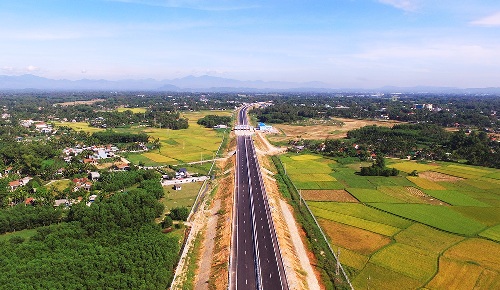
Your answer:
[25,197,35,206]
[89,172,100,181]
[83,158,98,165]
[214,124,228,129]
[72,178,92,192]
[114,163,130,171]
[173,184,182,191]
[257,122,273,131]
[9,180,21,191]
[35,122,48,129]
[54,199,70,207]
[176,168,188,178]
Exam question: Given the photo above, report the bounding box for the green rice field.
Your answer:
[279,153,500,289]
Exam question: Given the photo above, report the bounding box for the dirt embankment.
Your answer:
[205,137,236,289]
[257,153,321,290]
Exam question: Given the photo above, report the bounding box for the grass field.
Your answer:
[395,223,464,253]
[370,243,438,282]
[45,179,71,191]
[142,152,177,163]
[369,203,487,235]
[116,107,147,113]
[0,229,37,242]
[160,181,203,213]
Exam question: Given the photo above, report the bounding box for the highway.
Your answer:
[229,106,288,290]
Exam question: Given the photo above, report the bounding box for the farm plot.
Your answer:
[116,107,147,113]
[281,154,343,189]
[480,224,500,242]
[444,238,500,271]
[352,263,422,290]
[54,121,104,133]
[160,181,203,213]
[329,245,369,270]
[318,219,391,255]
[406,176,446,190]
[346,188,403,203]
[426,257,487,290]
[309,206,402,236]
[368,203,487,235]
[452,206,500,226]
[462,178,500,190]
[308,202,412,229]
[388,161,440,173]
[301,189,358,202]
[331,169,377,189]
[419,171,463,182]
[395,223,464,253]
[432,167,483,179]
[423,190,490,207]
[142,152,177,163]
[370,243,438,282]
[377,186,427,203]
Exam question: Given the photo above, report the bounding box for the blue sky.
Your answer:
[1,0,500,88]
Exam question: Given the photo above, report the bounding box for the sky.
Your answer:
[1,0,500,88]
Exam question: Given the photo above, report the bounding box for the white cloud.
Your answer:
[470,11,500,27]
[26,65,40,72]
[378,0,419,12]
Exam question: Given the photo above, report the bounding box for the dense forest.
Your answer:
[0,174,179,289]
[197,114,232,128]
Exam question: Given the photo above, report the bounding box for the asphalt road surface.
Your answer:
[229,106,288,290]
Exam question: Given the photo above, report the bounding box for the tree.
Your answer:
[169,207,189,221]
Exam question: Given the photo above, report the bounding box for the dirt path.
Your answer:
[254,131,286,155]
[194,200,221,290]
[280,200,321,290]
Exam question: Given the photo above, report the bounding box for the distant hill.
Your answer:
[1,74,500,94]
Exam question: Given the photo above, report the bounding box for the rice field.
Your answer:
[301,189,358,202]
[116,107,147,113]
[452,206,500,226]
[352,263,422,290]
[444,238,500,271]
[318,219,391,255]
[346,188,404,203]
[479,224,500,242]
[141,152,177,163]
[369,203,487,235]
[426,257,486,290]
[388,161,440,173]
[308,202,412,229]
[278,153,500,288]
[53,121,105,133]
[423,190,490,207]
[310,206,402,236]
[395,223,464,253]
[370,243,438,282]
[406,176,446,190]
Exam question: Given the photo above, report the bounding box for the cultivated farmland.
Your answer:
[278,153,500,289]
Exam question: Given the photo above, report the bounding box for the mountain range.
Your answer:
[1,74,500,94]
